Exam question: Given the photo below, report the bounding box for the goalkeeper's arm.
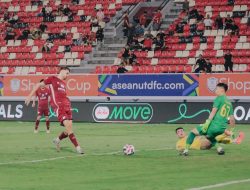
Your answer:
[201,107,218,133]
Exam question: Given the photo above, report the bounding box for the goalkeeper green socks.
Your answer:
[185,132,196,149]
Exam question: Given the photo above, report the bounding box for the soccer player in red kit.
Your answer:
[32,79,50,134]
[25,67,83,154]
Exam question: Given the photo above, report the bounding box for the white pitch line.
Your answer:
[188,178,250,190]
[0,147,173,166]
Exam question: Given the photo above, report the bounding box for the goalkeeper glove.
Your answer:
[201,119,211,133]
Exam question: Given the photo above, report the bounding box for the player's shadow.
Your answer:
[49,147,76,154]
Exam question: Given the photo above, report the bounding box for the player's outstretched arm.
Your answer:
[32,96,36,107]
[25,82,45,106]
[201,107,218,132]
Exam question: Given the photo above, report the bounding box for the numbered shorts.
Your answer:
[56,105,72,126]
[37,107,49,116]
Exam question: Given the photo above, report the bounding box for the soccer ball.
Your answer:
[123,144,135,155]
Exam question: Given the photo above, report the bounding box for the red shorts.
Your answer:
[37,107,49,116]
[56,104,72,126]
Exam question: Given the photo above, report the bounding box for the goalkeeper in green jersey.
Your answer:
[182,83,235,156]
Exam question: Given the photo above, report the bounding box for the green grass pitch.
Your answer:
[0,121,249,190]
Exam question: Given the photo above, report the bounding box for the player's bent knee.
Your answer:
[63,120,73,134]
[191,128,199,135]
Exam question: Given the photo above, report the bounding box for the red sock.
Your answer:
[69,133,79,147]
[35,120,40,130]
[58,132,68,140]
[46,120,50,130]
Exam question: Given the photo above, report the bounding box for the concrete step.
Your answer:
[92,50,119,58]
[104,27,115,32]
[87,58,115,65]
[103,31,116,38]
[103,38,127,44]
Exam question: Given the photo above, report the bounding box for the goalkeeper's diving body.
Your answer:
[182,83,237,156]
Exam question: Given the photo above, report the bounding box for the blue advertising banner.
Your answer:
[98,74,199,96]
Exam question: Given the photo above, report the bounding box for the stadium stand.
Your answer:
[96,0,250,74]
[0,0,141,74]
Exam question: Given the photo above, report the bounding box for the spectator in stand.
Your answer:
[215,15,224,30]
[139,11,147,28]
[188,7,199,20]
[175,23,184,36]
[57,4,64,16]
[96,26,104,45]
[144,30,153,38]
[44,5,53,22]
[8,13,19,25]
[127,24,135,45]
[96,9,104,23]
[224,14,233,30]
[123,11,130,37]
[228,0,234,6]
[152,9,162,31]
[42,40,54,52]
[153,34,164,51]
[182,0,189,12]
[194,54,206,73]
[90,16,99,27]
[4,26,16,41]
[30,27,41,39]
[158,30,166,41]
[122,45,130,59]
[60,27,69,39]
[143,36,153,51]
[38,5,46,17]
[31,0,42,6]
[205,59,212,73]
[67,11,74,21]
[72,0,79,4]
[45,5,52,15]
[73,33,89,46]
[229,21,239,35]
[39,22,47,33]
[130,36,141,50]
[224,50,233,72]
[17,29,30,40]
[129,50,137,65]
[3,9,10,21]
[134,23,144,37]
[203,15,213,30]
[117,62,129,73]
[63,4,72,16]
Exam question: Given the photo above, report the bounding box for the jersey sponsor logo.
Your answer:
[10,78,21,93]
[93,103,153,123]
[207,77,218,92]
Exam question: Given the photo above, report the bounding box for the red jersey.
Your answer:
[36,87,50,107]
[144,38,153,48]
[153,12,162,24]
[44,76,70,108]
[139,14,146,26]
